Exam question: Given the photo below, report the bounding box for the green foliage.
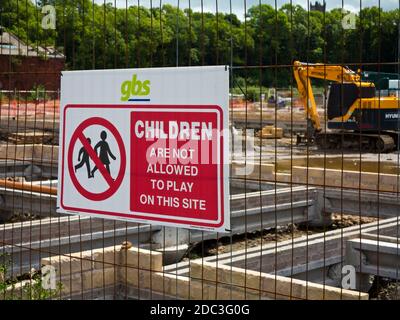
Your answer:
[231,84,268,102]
[0,255,62,300]
[20,272,63,300]
[27,84,47,102]
[2,1,400,86]
[0,255,8,293]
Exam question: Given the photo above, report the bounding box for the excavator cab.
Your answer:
[327,83,376,120]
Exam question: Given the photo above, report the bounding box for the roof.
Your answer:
[0,27,64,59]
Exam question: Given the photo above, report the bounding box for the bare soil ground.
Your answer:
[1,177,43,223]
[370,277,400,300]
[6,212,40,223]
[185,214,378,259]
[376,282,400,300]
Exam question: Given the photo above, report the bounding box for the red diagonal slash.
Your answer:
[77,131,114,187]
[66,116,126,202]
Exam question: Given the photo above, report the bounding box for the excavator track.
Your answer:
[315,132,396,153]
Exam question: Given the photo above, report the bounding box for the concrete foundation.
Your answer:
[1,244,368,300]
[165,217,400,293]
[346,236,400,291]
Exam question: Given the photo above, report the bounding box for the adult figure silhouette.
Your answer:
[75,137,92,178]
[91,130,116,178]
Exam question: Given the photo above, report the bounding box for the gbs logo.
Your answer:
[121,74,150,101]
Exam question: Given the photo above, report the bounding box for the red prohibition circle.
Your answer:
[67,117,126,201]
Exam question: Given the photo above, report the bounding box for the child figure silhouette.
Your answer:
[90,130,116,178]
[75,137,92,178]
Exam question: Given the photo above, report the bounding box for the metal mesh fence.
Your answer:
[0,0,400,301]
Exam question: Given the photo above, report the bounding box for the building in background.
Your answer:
[0,26,64,92]
[310,1,326,13]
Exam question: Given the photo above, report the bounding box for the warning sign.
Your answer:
[130,106,224,228]
[58,66,230,232]
[67,117,126,201]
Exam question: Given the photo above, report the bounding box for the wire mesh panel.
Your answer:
[0,0,399,301]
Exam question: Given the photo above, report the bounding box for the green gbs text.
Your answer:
[121,74,150,101]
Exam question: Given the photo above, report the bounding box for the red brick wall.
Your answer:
[0,55,65,91]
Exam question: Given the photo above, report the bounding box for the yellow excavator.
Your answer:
[293,61,400,152]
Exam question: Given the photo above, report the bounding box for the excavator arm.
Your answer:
[293,60,363,134]
[293,64,322,132]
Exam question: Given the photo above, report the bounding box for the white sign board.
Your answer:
[57,66,230,232]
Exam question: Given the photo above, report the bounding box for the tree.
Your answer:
[1,1,398,84]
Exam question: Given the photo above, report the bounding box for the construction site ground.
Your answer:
[185,214,379,259]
